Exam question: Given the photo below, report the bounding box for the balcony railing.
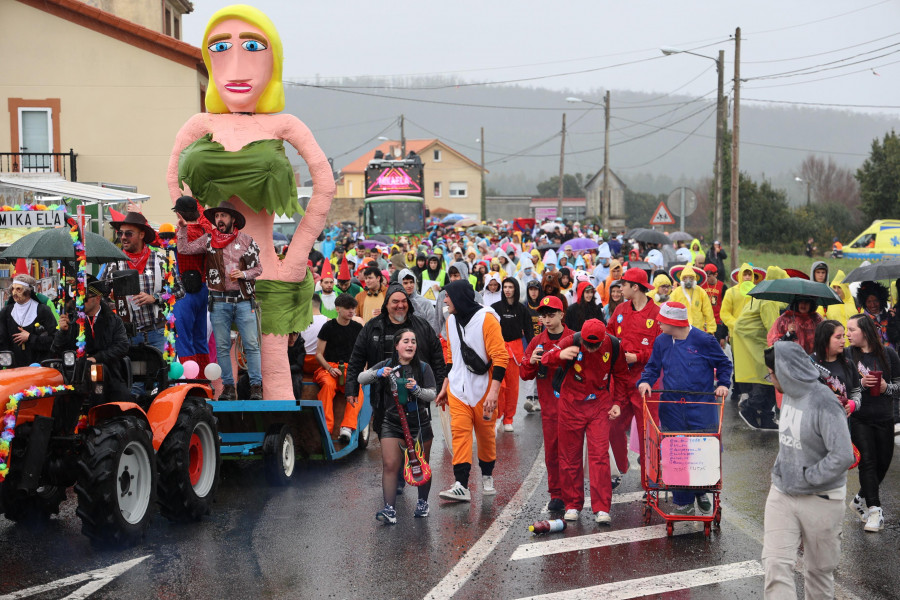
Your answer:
[0,150,77,181]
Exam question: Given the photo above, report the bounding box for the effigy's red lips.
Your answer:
[224,83,252,93]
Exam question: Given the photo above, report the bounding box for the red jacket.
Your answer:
[702,280,725,324]
[541,333,629,406]
[520,326,574,399]
[609,299,662,383]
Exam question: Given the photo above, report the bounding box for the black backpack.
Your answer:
[551,333,621,396]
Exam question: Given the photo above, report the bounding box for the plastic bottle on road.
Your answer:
[529,519,566,534]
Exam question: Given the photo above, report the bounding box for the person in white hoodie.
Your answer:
[482,272,503,307]
[433,261,483,336]
[516,254,541,302]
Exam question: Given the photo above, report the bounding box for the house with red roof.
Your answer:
[336,139,486,218]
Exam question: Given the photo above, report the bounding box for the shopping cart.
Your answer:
[641,390,723,537]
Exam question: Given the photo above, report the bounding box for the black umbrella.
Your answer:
[842,258,900,284]
[0,227,127,264]
[747,278,842,307]
[631,229,671,245]
[537,243,560,252]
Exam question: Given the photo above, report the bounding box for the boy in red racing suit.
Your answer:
[608,268,662,489]
[520,295,573,513]
[541,319,627,524]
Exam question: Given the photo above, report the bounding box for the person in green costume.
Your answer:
[166,5,335,400]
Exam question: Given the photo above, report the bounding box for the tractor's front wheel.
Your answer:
[1,423,67,523]
[75,416,156,547]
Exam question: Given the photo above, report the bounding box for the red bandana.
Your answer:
[210,229,239,249]
[123,246,150,273]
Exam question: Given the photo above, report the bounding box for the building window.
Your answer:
[433,149,442,162]
[174,16,181,40]
[8,98,62,174]
[165,8,172,36]
[348,181,353,196]
[433,182,441,198]
[449,182,467,198]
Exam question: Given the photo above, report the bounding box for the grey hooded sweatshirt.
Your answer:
[434,260,483,336]
[398,268,438,335]
[809,260,830,284]
[770,341,854,497]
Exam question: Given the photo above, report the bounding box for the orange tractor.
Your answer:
[0,343,221,547]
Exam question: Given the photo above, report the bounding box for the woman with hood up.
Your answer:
[491,277,533,431]
[530,248,545,275]
[822,270,858,333]
[433,261,483,336]
[472,260,488,293]
[515,254,540,301]
[856,281,894,349]
[565,281,605,332]
[420,254,446,303]
[482,272,504,307]
[411,252,428,283]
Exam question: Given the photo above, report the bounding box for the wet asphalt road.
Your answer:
[1,390,898,600]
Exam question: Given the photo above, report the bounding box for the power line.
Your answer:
[746,43,900,81]
[331,121,398,160]
[616,65,714,104]
[618,108,718,169]
[744,0,893,36]
[745,57,900,89]
[742,97,900,109]
[743,31,900,64]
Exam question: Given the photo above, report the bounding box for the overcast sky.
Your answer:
[183,1,900,115]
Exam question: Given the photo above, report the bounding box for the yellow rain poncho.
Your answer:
[823,270,859,337]
[670,265,716,334]
[530,248,545,275]
[732,266,788,384]
[720,262,756,334]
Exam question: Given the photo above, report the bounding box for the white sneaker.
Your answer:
[564,508,579,521]
[482,475,496,495]
[849,494,868,522]
[594,511,611,524]
[503,423,514,432]
[865,506,884,532]
[523,397,535,412]
[338,426,353,442]
[439,481,471,502]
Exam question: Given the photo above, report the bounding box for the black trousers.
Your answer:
[747,383,776,414]
[850,417,894,507]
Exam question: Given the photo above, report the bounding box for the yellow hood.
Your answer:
[830,269,855,307]
[766,265,788,281]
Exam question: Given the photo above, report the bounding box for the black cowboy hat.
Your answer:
[203,199,246,230]
[172,195,200,216]
[110,211,157,243]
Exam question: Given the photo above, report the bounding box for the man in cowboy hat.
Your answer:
[106,211,184,362]
[177,197,264,400]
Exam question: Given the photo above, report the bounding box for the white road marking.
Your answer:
[0,555,149,600]
[423,445,547,600]
[510,523,700,561]
[515,559,765,600]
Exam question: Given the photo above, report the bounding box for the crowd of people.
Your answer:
[1,206,894,597]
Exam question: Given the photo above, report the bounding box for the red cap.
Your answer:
[537,295,564,312]
[621,267,654,291]
[321,259,334,280]
[703,263,718,273]
[337,255,351,280]
[581,319,607,344]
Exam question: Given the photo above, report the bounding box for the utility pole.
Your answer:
[714,50,724,244]
[730,28,741,271]
[480,127,486,222]
[400,114,406,158]
[557,113,566,219]
[602,90,611,230]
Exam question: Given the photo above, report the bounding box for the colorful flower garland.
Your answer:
[150,237,178,363]
[0,384,74,482]
[0,203,66,212]
[67,217,87,358]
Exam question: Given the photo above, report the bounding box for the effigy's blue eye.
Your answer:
[242,40,267,52]
[209,41,232,53]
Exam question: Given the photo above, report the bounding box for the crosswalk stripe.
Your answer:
[515,559,764,600]
[510,523,700,561]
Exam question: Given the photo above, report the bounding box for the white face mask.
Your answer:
[524,268,532,275]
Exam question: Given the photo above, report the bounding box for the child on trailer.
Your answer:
[358,329,437,524]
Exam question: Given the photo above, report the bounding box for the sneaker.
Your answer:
[482,475,496,496]
[595,511,611,524]
[739,406,761,430]
[339,426,353,443]
[439,481,471,502]
[564,508,579,521]
[758,412,779,431]
[672,504,695,516]
[376,504,397,524]
[532,399,541,412]
[696,493,712,513]
[611,475,622,490]
[503,423,514,432]
[737,393,749,408]
[865,506,884,532]
[414,499,430,518]
[547,498,565,512]
[849,494,868,522]
[523,397,535,412]
[250,383,263,400]
[218,385,237,401]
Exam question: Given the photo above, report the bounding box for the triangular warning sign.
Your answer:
[650,202,675,226]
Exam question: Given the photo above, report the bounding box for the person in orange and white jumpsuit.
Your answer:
[436,280,509,502]
[541,319,627,524]
[491,277,533,432]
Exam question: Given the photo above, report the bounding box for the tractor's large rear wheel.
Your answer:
[157,397,221,521]
[75,416,156,547]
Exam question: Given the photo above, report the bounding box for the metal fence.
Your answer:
[0,150,77,181]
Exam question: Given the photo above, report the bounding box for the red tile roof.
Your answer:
[340,139,485,174]
[17,0,206,73]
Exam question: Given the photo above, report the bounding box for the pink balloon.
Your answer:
[183,360,200,379]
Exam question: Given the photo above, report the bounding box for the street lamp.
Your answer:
[795,176,811,206]
[567,94,610,227]
[660,46,726,246]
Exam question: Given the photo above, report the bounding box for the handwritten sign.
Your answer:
[0,211,65,228]
[660,435,720,487]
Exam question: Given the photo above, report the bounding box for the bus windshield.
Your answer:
[365,200,424,235]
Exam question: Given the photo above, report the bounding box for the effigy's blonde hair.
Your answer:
[201,4,284,114]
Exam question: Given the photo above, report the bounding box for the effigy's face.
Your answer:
[206,18,273,113]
